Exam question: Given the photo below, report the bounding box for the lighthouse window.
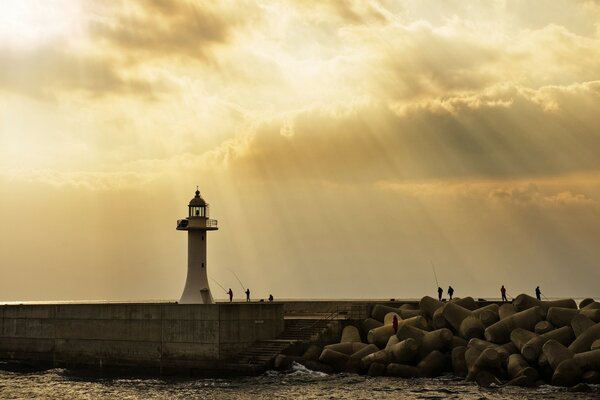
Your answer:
[189,206,207,217]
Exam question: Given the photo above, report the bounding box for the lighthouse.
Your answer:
[176,188,218,304]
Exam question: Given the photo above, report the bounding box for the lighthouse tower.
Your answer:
[176,188,218,304]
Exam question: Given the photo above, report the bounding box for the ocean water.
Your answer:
[0,363,597,400]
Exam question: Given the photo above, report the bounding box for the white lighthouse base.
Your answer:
[180,287,214,304]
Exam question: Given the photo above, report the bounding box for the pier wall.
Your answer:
[0,303,283,372]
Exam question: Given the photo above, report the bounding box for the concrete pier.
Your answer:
[0,302,283,375]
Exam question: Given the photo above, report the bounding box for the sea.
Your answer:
[0,363,597,400]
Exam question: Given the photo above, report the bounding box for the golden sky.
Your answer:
[2,0,600,301]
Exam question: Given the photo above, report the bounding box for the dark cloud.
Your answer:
[0,44,167,99]
[232,82,600,182]
[89,0,248,64]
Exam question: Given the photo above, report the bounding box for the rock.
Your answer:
[419,328,453,357]
[397,315,429,331]
[450,336,468,349]
[451,346,468,378]
[510,328,538,352]
[319,349,350,372]
[582,301,600,310]
[361,349,392,369]
[572,348,600,370]
[367,325,396,348]
[386,363,420,378]
[569,322,600,353]
[534,321,554,335]
[547,307,600,327]
[451,296,478,311]
[475,370,502,388]
[579,298,595,309]
[419,296,443,319]
[371,304,401,323]
[324,342,367,355]
[582,370,600,384]
[521,326,574,362]
[542,339,574,371]
[396,324,426,342]
[592,339,600,350]
[362,318,383,336]
[571,314,595,338]
[349,344,379,361]
[399,309,424,319]
[367,362,386,377]
[302,345,322,361]
[484,306,545,344]
[385,335,399,350]
[552,358,581,387]
[432,304,450,330]
[341,325,362,343]
[499,303,516,320]
[443,303,485,340]
[507,354,538,384]
[472,304,500,327]
[568,383,590,393]
[390,338,418,364]
[513,294,577,313]
[417,350,447,377]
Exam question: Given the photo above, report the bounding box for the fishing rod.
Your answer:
[209,276,229,294]
[430,260,440,289]
[228,269,246,292]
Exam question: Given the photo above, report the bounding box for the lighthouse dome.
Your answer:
[189,189,207,206]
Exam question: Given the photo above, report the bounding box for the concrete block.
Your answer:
[572,314,595,338]
[510,328,538,352]
[386,363,420,378]
[417,350,447,377]
[521,326,574,362]
[390,338,418,364]
[55,319,162,342]
[451,346,467,378]
[340,325,361,343]
[569,322,600,353]
[419,296,442,319]
[498,303,516,320]
[484,306,545,344]
[534,321,554,335]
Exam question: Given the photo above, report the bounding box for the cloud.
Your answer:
[88,0,253,65]
[0,43,168,99]
[228,81,600,182]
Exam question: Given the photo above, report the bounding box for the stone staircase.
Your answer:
[234,318,341,368]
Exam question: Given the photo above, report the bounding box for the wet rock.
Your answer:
[386,363,420,378]
[484,306,545,344]
[534,321,554,335]
[340,325,362,343]
[367,361,386,377]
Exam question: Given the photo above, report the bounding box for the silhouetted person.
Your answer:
[448,286,454,300]
[228,288,233,302]
[535,286,541,301]
[245,288,250,302]
[501,285,507,302]
[268,294,273,302]
[392,314,399,333]
[437,287,443,301]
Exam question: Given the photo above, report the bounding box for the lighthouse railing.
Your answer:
[206,219,218,227]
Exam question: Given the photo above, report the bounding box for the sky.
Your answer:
[1,0,600,301]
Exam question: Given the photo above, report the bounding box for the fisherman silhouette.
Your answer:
[392,314,399,333]
[437,287,443,301]
[228,288,233,302]
[535,286,541,301]
[245,288,250,302]
[448,286,454,300]
[268,294,273,302]
[501,285,507,302]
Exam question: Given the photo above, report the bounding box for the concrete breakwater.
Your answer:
[0,302,283,375]
[275,294,600,389]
